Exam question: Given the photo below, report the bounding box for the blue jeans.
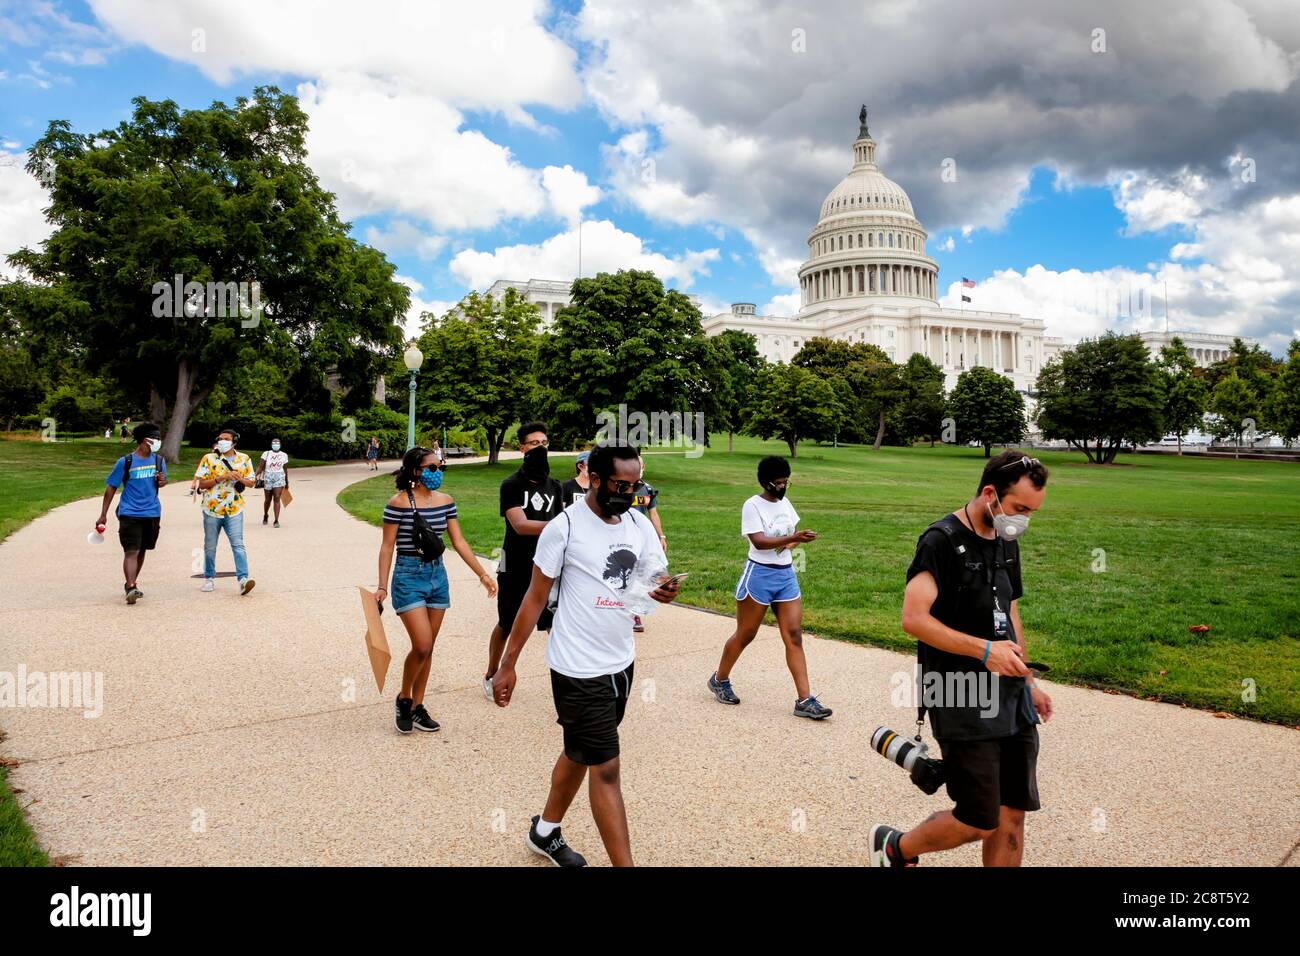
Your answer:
[203,511,250,580]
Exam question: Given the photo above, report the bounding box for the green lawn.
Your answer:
[0,435,332,866]
[339,435,1300,726]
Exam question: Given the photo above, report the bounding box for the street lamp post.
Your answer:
[403,345,424,451]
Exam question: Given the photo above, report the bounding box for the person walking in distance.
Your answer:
[560,450,590,508]
[492,443,682,867]
[482,422,563,700]
[708,455,830,720]
[256,437,290,527]
[869,451,1053,869]
[377,447,497,733]
[96,422,167,604]
[366,436,381,471]
[193,428,257,595]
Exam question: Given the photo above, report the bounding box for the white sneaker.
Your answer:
[482,677,494,701]
[200,579,215,592]
[239,578,256,596]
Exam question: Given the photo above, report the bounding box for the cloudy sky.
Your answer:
[2,0,1298,353]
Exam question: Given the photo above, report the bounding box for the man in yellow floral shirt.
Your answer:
[193,428,257,595]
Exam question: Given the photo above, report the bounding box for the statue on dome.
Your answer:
[858,104,869,136]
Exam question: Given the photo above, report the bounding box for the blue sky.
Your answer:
[2,1,1296,351]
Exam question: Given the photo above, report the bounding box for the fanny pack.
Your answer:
[406,490,446,562]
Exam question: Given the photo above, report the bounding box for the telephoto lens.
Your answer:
[871,726,947,795]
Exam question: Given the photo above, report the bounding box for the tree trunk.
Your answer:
[983,442,991,458]
[728,430,734,454]
[1177,433,1183,455]
[786,434,797,458]
[486,426,500,465]
[873,408,886,451]
[149,385,169,427]
[160,359,203,463]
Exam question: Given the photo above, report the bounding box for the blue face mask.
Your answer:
[420,467,443,491]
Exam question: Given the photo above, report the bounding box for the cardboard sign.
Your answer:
[280,486,294,507]
[358,586,391,692]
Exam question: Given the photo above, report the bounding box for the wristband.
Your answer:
[980,640,991,665]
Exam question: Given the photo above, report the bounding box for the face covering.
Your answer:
[595,480,634,516]
[765,481,788,501]
[420,467,443,491]
[271,442,281,452]
[216,439,233,454]
[145,437,162,453]
[522,445,549,480]
[988,493,1030,541]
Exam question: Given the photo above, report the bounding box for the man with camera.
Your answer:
[870,450,1053,868]
[193,428,257,595]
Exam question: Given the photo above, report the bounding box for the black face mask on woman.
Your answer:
[521,445,549,481]
[595,478,634,516]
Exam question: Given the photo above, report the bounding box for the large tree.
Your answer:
[1034,333,1163,463]
[947,366,1025,457]
[709,328,765,452]
[891,353,947,445]
[410,288,542,464]
[792,337,902,448]
[1207,371,1264,452]
[7,87,407,460]
[742,362,844,457]
[534,269,716,448]
[1268,340,1300,446]
[1156,337,1209,453]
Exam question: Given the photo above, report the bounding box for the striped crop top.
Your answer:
[383,499,458,556]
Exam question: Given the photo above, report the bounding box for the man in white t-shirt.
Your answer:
[492,443,681,867]
[707,455,831,720]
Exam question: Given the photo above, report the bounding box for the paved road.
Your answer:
[2,461,1297,866]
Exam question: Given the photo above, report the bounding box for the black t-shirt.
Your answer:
[905,513,1037,741]
[560,478,587,509]
[499,470,563,576]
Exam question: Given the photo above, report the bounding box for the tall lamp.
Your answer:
[404,345,424,451]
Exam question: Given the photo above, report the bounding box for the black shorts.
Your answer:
[938,724,1040,831]
[550,663,634,766]
[496,570,553,632]
[118,515,161,553]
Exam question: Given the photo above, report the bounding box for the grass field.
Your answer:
[339,435,1300,726]
[0,435,331,866]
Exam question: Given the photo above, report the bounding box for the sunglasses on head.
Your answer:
[997,455,1040,474]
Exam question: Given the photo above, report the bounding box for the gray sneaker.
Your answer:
[794,695,832,720]
[708,672,740,705]
[200,579,215,593]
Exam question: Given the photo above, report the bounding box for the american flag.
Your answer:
[961,277,976,288]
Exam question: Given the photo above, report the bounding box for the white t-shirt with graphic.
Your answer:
[260,450,288,474]
[741,494,801,566]
[534,497,666,679]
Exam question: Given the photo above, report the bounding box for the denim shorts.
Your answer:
[391,553,450,613]
[734,559,801,605]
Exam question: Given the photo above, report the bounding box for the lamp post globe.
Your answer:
[404,346,424,450]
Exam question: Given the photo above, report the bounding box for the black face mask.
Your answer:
[595,480,634,516]
[765,481,788,500]
[522,445,549,481]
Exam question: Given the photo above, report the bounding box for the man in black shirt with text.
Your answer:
[870,450,1054,867]
[482,422,563,700]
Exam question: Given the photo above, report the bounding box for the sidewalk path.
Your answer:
[2,460,1296,866]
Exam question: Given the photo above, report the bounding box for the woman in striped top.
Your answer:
[376,446,496,734]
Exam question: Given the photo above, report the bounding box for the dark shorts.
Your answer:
[496,569,553,632]
[938,724,1041,831]
[118,515,161,552]
[550,663,634,766]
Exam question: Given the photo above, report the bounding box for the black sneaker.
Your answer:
[411,703,440,732]
[708,672,740,705]
[794,695,832,720]
[125,586,142,605]
[394,696,414,734]
[526,815,587,867]
[868,824,918,868]
[263,514,269,525]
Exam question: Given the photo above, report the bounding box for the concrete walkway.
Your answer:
[2,460,1297,866]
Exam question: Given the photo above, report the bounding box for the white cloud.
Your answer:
[1110,170,1209,234]
[395,275,456,339]
[542,164,602,226]
[760,291,802,316]
[449,219,719,291]
[364,219,448,262]
[0,152,52,260]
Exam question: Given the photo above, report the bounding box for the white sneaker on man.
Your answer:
[201,579,215,592]
[239,578,256,596]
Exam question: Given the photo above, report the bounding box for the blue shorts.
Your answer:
[392,553,450,614]
[734,559,801,605]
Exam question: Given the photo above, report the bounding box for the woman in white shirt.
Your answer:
[707,455,831,720]
[256,438,290,527]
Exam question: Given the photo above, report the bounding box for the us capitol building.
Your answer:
[486,108,1249,391]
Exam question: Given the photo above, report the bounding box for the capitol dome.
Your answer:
[798,108,938,313]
